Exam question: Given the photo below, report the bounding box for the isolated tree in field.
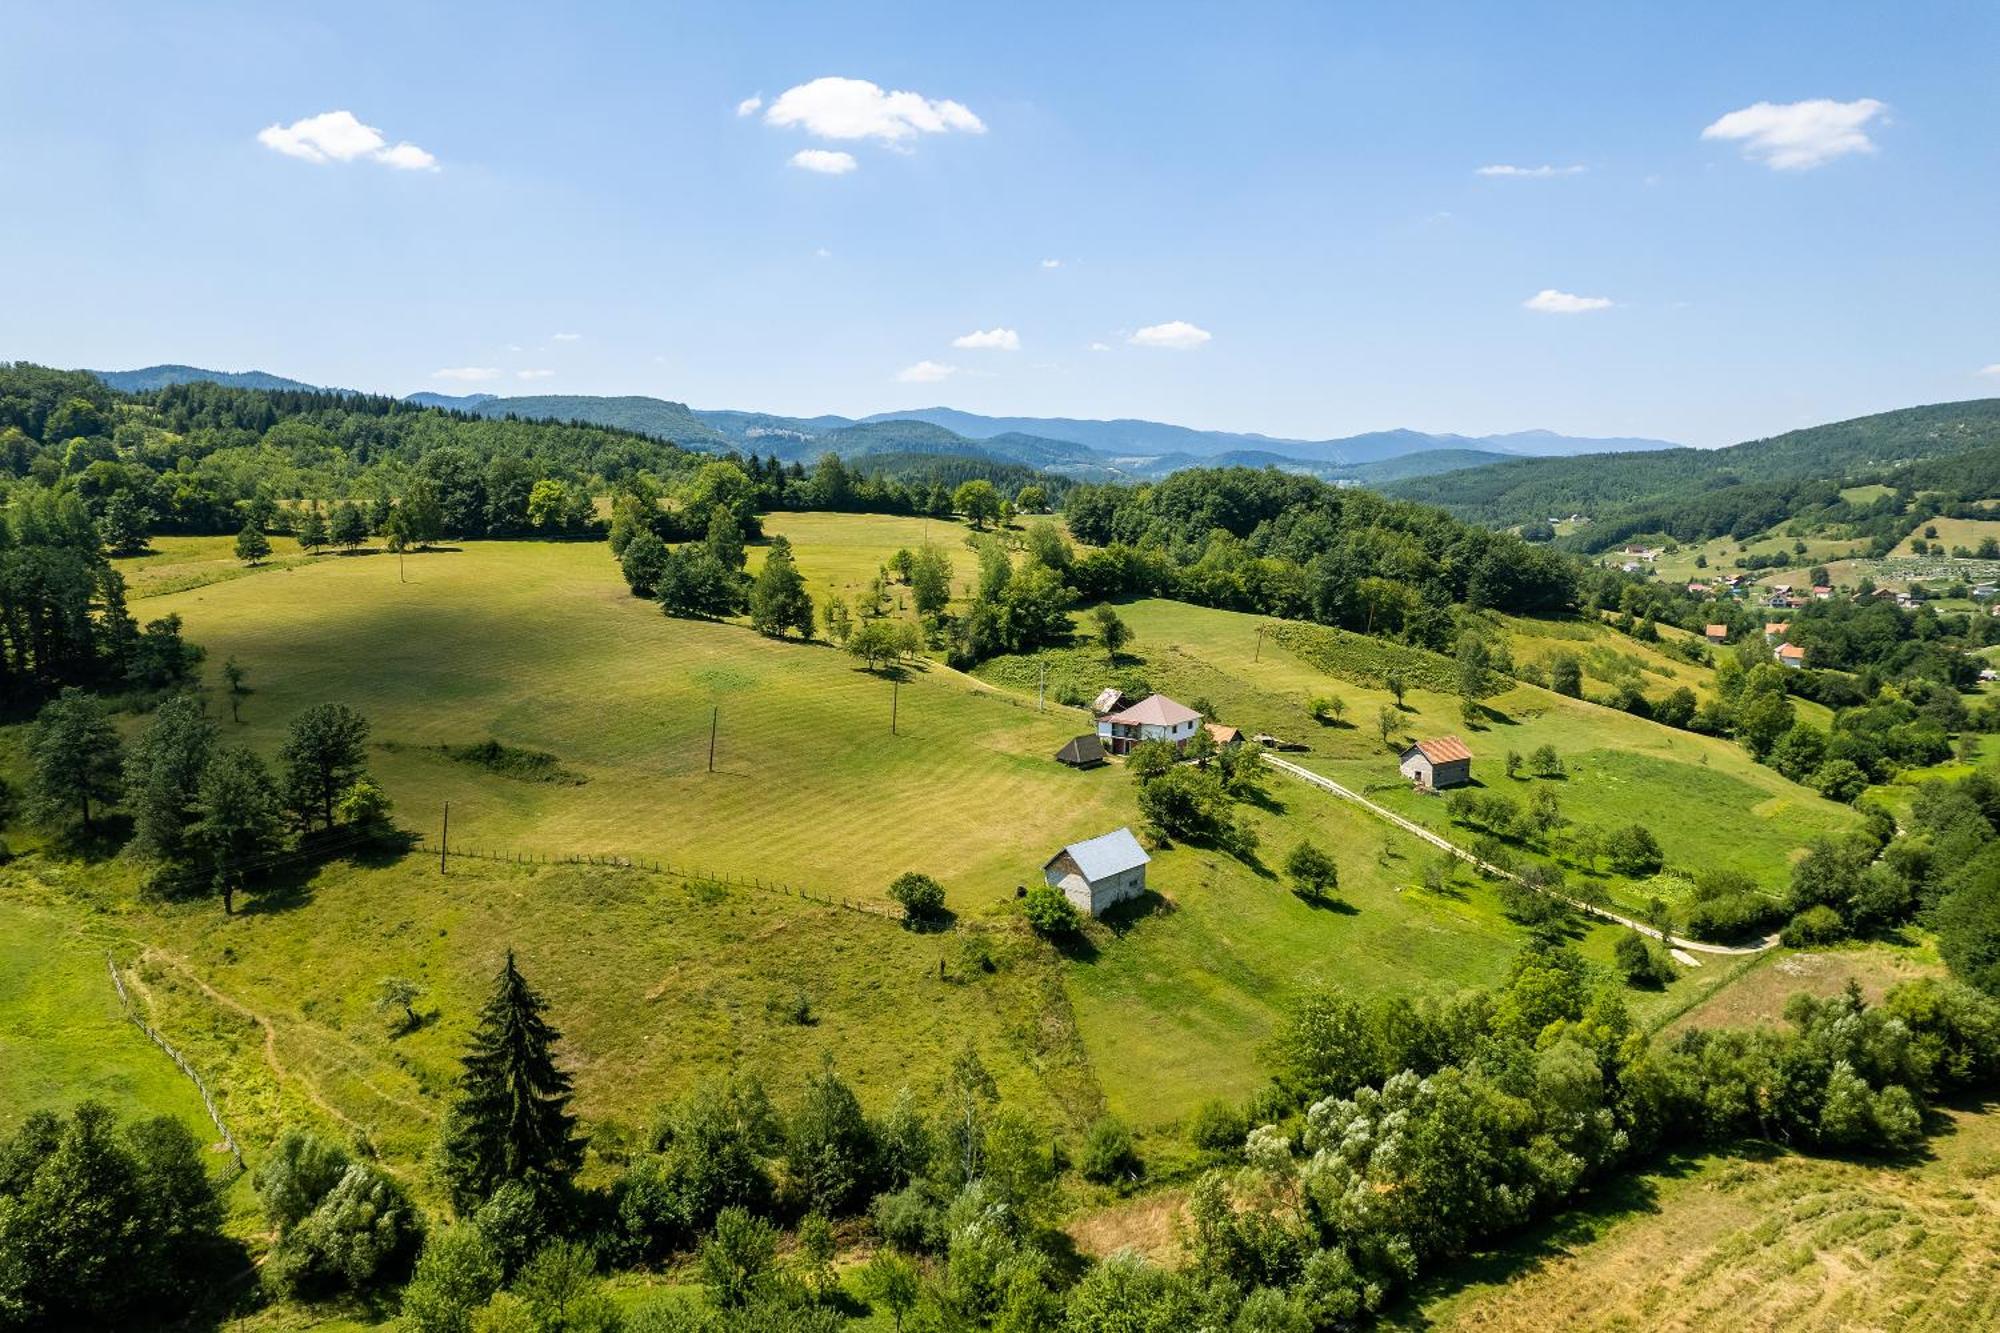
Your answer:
[619,530,669,596]
[953,479,1002,530]
[1091,604,1132,662]
[1549,651,1582,698]
[888,871,947,925]
[28,688,123,832]
[1309,694,1347,725]
[440,951,584,1211]
[1015,483,1047,514]
[125,693,219,861]
[375,976,425,1035]
[398,478,445,549]
[296,506,329,555]
[222,656,248,722]
[329,501,367,552]
[1529,743,1563,778]
[1504,749,1522,780]
[846,618,900,672]
[1376,705,1399,749]
[192,746,283,913]
[1285,841,1339,902]
[908,544,952,616]
[748,535,815,639]
[1385,669,1407,709]
[279,702,371,831]
[1606,823,1665,877]
[234,518,271,566]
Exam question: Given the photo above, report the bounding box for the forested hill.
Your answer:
[1391,398,2000,541]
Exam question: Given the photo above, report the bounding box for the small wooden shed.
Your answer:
[1055,734,1107,768]
[1399,735,1473,790]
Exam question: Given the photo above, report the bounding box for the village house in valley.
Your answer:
[1096,692,1203,756]
[1399,735,1474,790]
[1043,827,1150,916]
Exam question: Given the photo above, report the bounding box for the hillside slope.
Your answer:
[1393,398,2000,530]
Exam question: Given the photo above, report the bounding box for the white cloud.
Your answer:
[1128,320,1212,350]
[896,360,958,383]
[1040,258,1062,269]
[1701,97,1886,170]
[433,366,501,382]
[952,327,1021,351]
[1088,341,1111,352]
[257,110,438,170]
[517,368,555,380]
[1978,364,2000,378]
[1475,163,1585,178]
[736,94,764,117]
[765,76,984,144]
[1523,288,1613,314]
[815,246,832,258]
[552,332,582,342]
[790,148,858,175]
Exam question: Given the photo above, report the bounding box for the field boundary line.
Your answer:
[105,951,246,1175]
[1259,753,1777,957]
[409,841,906,923]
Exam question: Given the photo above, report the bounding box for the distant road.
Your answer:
[1259,753,1779,957]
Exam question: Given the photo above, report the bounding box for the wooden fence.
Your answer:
[409,840,904,922]
[104,952,246,1175]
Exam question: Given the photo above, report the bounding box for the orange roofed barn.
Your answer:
[1399,735,1473,790]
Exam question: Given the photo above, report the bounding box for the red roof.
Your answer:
[1777,643,1807,661]
[1705,624,1728,637]
[1412,735,1473,764]
[1104,693,1202,727]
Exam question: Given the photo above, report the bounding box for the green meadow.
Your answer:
[0,514,1871,1219]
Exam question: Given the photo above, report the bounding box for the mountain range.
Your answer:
[85,363,1679,484]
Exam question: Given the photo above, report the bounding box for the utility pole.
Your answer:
[1255,624,1266,661]
[440,801,449,873]
[708,706,718,772]
[892,679,900,735]
[1037,660,1046,712]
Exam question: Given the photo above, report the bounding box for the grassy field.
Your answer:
[1398,1103,2000,1331]
[1892,514,2000,557]
[988,596,1859,915]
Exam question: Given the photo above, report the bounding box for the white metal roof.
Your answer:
[1047,826,1150,882]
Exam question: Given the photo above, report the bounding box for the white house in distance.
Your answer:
[1096,693,1202,756]
[1043,827,1151,917]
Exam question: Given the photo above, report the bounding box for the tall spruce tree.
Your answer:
[27,687,124,832]
[440,952,584,1211]
[125,693,219,862]
[747,535,814,639]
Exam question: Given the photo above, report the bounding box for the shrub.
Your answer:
[266,1163,423,1297]
[887,872,947,925]
[1022,883,1081,935]
[1781,904,1848,947]
[401,1225,503,1333]
[1186,1099,1246,1153]
[255,1129,350,1235]
[1613,931,1675,987]
[871,1181,945,1253]
[1605,823,1665,877]
[1079,1116,1141,1185]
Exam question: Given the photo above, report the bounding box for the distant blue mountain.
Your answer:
[91,364,333,393]
[83,365,1678,484]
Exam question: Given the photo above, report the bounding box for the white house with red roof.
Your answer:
[1096,693,1203,756]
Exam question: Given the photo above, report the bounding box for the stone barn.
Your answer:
[1043,827,1150,917]
[1399,735,1473,790]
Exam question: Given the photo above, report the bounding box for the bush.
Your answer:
[887,871,947,925]
[1022,883,1081,935]
[266,1163,423,1297]
[1682,891,1786,942]
[871,1181,945,1253]
[1781,904,1849,947]
[1079,1116,1141,1184]
[1186,1099,1246,1153]
[401,1225,503,1333]
[1613,931,1675,987]
[255,1129,350,1235]
[1605,823,1665,877]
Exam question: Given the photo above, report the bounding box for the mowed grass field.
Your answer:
[1396,1104,2000,1332]
[130,532,1128,910]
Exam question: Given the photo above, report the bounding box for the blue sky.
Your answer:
[4,1,1997,446]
